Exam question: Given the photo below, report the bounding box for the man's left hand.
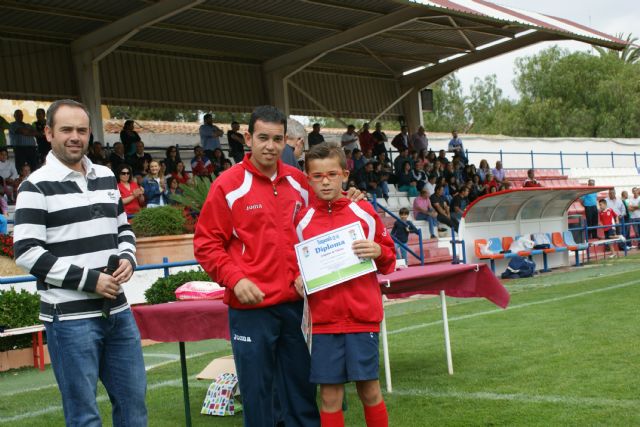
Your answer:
[112,259,134,284]
[345,187,366,202]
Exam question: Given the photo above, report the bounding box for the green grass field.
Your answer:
[2,257,639,426]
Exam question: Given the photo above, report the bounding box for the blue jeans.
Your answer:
[395,242,408,262]
[415,212,437,237]
[45,309,147,427]
[0,214,7,234]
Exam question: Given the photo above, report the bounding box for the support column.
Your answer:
[263,69,291,115]
[400,88,423,135]
[73,51,104,142]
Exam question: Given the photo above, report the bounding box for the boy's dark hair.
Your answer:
[598,199,607,205]
[399,207,410,216]
[248,105,287,134]
[305,143,346,172]
[0,147,8,154]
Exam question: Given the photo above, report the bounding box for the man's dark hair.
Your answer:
[305,143,346,172]
[203,113,213,121]
[46,99,91,129]
[231,121,239,125]
[248,105,286,134]
[313,123,320,128]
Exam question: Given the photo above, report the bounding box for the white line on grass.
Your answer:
[0,351,215,398]
[389,279,640,335]
[0,375,203,423]
[390,388,640,409]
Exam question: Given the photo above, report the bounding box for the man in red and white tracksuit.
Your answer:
[194,106,319,426]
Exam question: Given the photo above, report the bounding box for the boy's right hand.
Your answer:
[234,279,265,305]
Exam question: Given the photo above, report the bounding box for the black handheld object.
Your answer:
[101,255,121,319]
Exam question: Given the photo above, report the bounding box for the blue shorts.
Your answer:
[310,332,380,384]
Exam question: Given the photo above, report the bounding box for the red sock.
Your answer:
[364,400,388,427]
[320,409,345,427]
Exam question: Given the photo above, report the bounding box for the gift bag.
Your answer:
[201,373,242,416]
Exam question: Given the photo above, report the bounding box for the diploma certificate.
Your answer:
[295,222,376,294]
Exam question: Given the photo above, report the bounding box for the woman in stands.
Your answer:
[142,160,168,208]
[210,148,226,175]
[448,175,460,198]
[120,120,141,156]
[397,161,419,197]
[117,164,145,215]
[478,159,491,182]
[163,145,181,175]
[485,173,499,193]
[172,160,191,185]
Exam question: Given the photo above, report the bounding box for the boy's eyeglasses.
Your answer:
[308,171,343,182]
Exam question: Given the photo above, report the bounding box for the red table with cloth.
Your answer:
[132,300,230,427]
[376,263,510,392]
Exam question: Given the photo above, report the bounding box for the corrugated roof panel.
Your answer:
[100,51,264,110]
[0,9,101,37]
[289,71,402,118]
[19,0,145,17]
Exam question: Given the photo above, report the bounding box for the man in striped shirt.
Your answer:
[13,99,147,426]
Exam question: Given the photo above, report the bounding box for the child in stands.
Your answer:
[391,207,418,263]
[294,143,396,427]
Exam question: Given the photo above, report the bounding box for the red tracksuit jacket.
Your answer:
[194,154,310,309]
[295,198,396,334]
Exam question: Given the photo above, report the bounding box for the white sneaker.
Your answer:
[608,254,617,258]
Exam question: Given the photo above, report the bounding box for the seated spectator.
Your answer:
[308,123,325,147]
[363,148,375,165]
[443,162,455,181]
[221,159,233,173]
[485,173,499,193]
[424,174,436,197]
[127,140,153,176]
[437,176,451,203]
[0,147,18,203]
[373,162,390,200]
[354,161,386,200]
[352,148,366,172]
[210,148,227,175]
[12,163,32,201]
[523,169,543,187]
[397,161,419,197]
[470,174,485,200]
[142,160,167,208]
[391,125,409,152]
[391,207,419,263]
[164,145,181,175]
[345,149,354,172]
[413,189,438,238]
[117,164,144,215]
[451,186,469,223]
[430,184,459,232]
[172,160,191,185]
[88,141,107,165]
[191,146,214,178]
[341,124,359,152]
[432,160,444,179]
[412,163,427,192]
[227,121,245,164]
[448,175,460,198]
[120,119,141,156]
[109,142,127,172]
[393,147,413,176]
[477,159,491,182]
[491,161,510,187]
[437,149,449,165]
[165,177,183,205]
[376,152,393,175]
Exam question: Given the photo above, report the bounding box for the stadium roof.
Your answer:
[0,0,628,138]
[462,187,611,223]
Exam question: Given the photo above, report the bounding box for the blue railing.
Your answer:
[370,196,424,265]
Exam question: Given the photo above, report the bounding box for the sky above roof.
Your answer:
[455,0,639,99]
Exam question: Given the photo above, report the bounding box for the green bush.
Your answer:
[170,176,215,213]
[131,205,187,237]
[0,289,41,351]
[144,269,212,305]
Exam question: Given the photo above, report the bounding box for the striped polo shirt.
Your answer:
[13,152,136,321]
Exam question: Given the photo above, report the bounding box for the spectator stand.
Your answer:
[460,187,610,274]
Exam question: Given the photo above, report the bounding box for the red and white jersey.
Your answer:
[295,198,396,334]
[194,154,310,309]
